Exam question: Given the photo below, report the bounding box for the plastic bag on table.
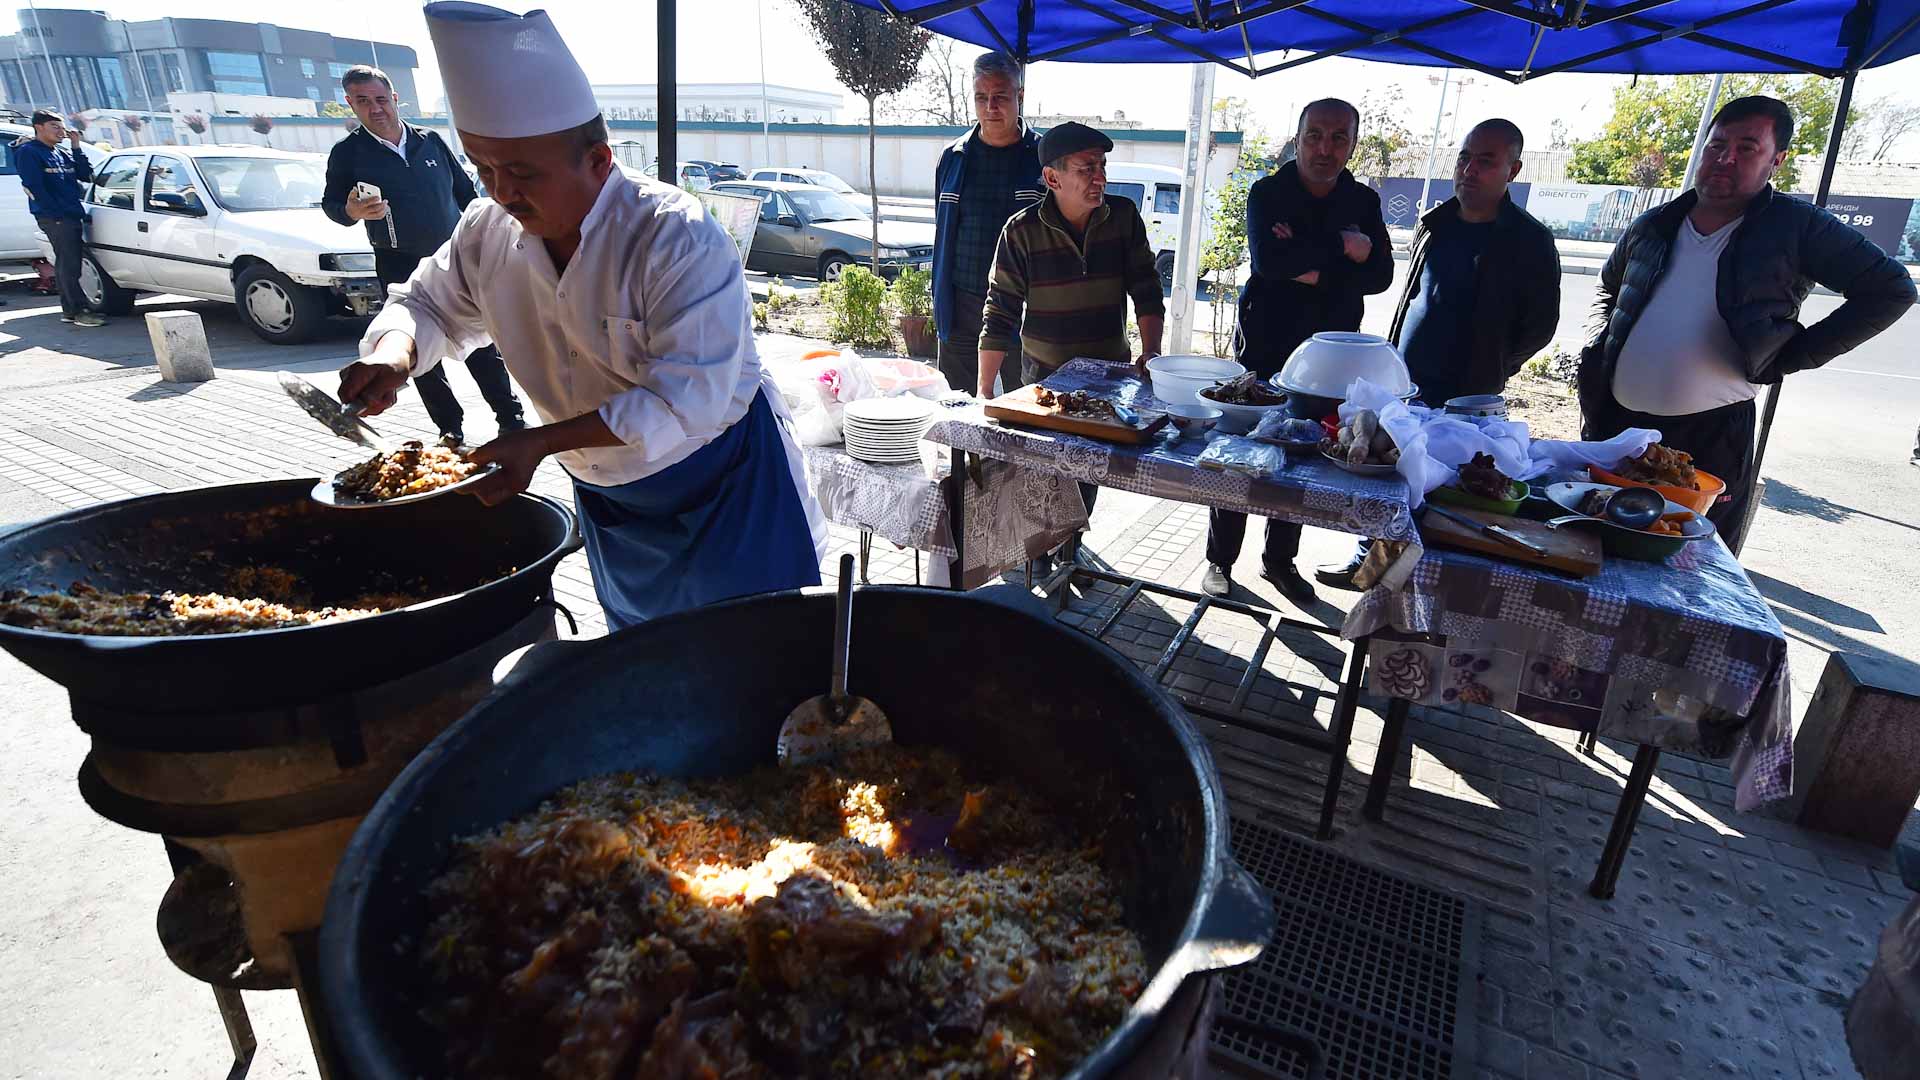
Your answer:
[1196,435,1284,478]
[768,349,881,446]
[863,356,952,399]
[1529,427,1662,478]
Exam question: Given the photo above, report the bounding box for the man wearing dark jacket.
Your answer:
[1315,119,1562,588]
[1579,95,1916,552]
[324,65,523,445]
[17,110,103,326]
[930,52,1044,396]
[1202,98,1393,605]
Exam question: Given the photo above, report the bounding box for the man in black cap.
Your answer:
[1202,98,1392,606]
[978,121,1164,538]
[978,121,1162,395]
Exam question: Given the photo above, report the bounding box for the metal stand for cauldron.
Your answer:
[76,605,563,1078]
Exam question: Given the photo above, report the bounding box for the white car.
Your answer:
[748,167,860,197]
[1,121,45,262]
[38,145,381,344]
[1102,161,1213,289]
[642,160,712,191]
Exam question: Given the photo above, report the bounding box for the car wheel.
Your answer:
[818,253,853,282]
[79,254,138,316]
[234,264,327,345]
[1155,251,1176,291]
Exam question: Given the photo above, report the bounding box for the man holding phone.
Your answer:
[323,64,523,445]
[16,110,102,326]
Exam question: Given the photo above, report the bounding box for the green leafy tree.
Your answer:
[1567,74,1857,191]
[1354,91,1410,184]
[792,0,929,273]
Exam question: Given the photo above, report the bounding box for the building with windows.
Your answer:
[0,9,418,124]
[589,83,844,125]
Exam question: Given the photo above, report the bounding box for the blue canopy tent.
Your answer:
[834,0,1920,548]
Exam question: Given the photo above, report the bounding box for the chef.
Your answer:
[338,2,825,628]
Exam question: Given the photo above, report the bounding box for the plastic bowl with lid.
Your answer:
[1276,332,1413,399]
[1146,354,1246,405]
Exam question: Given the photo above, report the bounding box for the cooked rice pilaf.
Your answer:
[421,745,1147,1078]
[0,580,411,635]
[334,440,481,502]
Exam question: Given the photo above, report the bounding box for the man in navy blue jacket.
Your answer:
[324,66,523,445]
[930,52,1044,397]
[16,110,103,326]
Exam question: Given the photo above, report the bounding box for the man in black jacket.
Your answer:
[1579,95,1916,552]
[323,65,523,445]
[1202,98,1393,605]
[1316,119,1562,588]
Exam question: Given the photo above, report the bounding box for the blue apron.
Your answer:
[573,390,820,629]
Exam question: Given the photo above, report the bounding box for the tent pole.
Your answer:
[1166,61,1215,355]
[1684,71,1725,186]
[1418,68,1449,212]
[659,0,678,184]
[1740,66,1856,553]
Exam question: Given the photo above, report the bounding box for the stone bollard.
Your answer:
[1768,651,1920,848]
[146,311,215,383]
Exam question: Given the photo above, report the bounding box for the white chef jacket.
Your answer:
[361,169,825,555]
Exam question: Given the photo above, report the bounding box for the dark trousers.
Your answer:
[42,217,89,317]
[1592,396,1758,553]
[1205,510,1299,571]
[936,291,1025,398]
[375,250,523,438]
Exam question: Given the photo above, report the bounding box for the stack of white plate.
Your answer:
[843,396,934,464]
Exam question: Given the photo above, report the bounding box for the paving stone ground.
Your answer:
[1,343,1914,1080]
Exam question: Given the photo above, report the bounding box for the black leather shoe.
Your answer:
[499,415,528,434]
[1314,553,1368,590]
[1201,563,1231,598]
[1261,562,1317,606]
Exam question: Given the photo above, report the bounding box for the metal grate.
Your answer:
[1210,820,1480,1080]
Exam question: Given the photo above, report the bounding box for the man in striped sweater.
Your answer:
[977,122,1164,532]
[977,122,1164,396]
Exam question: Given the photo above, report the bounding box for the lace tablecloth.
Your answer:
[923,360,1418,542]
[801,441,1088,589]
[1346,538,1793,810]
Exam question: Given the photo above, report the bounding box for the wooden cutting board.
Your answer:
[983,384,1168,444]
[1419,505,1603,577]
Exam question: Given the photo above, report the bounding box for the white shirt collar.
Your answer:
[367,124,408,159]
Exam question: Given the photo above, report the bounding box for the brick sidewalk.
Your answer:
[1,354,1913,1080]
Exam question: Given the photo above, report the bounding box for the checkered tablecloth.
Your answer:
[923,360,1418,543]
[1346,539,1794,810]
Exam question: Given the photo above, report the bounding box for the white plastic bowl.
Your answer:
[1276,332,1412,398]
[1197,387,1290,435]
[1162,403,1222,438]
[1146,354,1247,405]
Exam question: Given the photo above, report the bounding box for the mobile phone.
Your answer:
[353,182,382,201]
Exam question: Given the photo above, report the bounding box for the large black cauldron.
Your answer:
[0,479,579,724]
[321,585,1274,1078]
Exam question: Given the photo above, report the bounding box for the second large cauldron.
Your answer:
[321,585,1275,1078]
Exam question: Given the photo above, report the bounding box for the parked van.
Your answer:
[1102,161,1211,289]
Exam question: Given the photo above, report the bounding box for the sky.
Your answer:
[16,1,1920,159]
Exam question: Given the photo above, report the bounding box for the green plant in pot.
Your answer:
[888,266,935,358]
[822,265,893,348]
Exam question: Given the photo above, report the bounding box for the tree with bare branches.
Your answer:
[791,0,929,274]
[890,36,974,126]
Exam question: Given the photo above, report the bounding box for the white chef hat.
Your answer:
[424,2,599,139]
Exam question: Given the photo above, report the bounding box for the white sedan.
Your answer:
[39,145,381,344]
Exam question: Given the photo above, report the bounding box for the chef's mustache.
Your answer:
[504,202,536,216]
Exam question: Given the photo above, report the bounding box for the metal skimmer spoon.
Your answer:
[776,554,894,767]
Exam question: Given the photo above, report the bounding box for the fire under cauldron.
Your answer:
[321,585,1280,1079]
[0,480,579,1069]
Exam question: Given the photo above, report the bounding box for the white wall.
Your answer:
[156,118,1245,200]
